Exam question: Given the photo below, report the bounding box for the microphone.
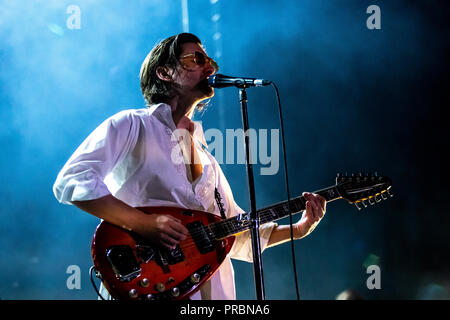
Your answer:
[208,73,272,89]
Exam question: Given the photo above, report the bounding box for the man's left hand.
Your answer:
[295,192,327,239]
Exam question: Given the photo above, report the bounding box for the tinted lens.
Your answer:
[197,52,219,72]
[180,52,219,72]
[194,52,206,65]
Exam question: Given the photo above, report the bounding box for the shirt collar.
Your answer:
[147,103,208,148]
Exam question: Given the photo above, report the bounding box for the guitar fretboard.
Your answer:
[208,186,342,240]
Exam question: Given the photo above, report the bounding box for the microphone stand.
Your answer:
[238,86,265,300]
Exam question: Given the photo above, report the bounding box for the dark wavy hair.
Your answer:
[139,33,202,107]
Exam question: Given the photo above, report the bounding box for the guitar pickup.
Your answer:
[155,249,171,274]
[186,220,215,254]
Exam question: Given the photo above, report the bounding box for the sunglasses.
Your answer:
[179,51,219,72]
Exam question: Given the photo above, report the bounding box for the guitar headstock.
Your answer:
[335,172,392,210]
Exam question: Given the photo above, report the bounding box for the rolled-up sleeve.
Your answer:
[53,110,139,204]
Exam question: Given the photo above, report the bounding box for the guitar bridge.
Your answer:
[154,245,186,273]
[135,239,185,266]
[135,244,156,263]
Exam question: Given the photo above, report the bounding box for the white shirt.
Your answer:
[53,103,276,300]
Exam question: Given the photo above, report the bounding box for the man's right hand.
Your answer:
[135,214,189,250]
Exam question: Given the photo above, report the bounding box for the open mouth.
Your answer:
[197,78,213,94]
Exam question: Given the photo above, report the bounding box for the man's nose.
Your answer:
[204,61,216,76]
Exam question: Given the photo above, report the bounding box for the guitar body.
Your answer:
[91,206,235,300]
[90,173,392,300]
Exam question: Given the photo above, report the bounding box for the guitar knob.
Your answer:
[191,273,201,283]
[140,278,150,287]
[128,289,138,299]
[155,283,165,292]
[146,294,154,300]
[171,287,180,297]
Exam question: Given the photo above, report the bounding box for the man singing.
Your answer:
[53,33,326,300]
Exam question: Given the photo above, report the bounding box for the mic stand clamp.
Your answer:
[239,86,265,300]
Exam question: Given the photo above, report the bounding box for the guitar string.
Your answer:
[136,185,384,252]
[167,185,378,251]
[184,197,305,242]
[153,202,306,252]
[194,184,379,242]
[179,199,303,243]
[134,193,309,252]
[142,184,364,252]
[137,208,285,253]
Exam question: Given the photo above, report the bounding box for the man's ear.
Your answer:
[156,66,173,82]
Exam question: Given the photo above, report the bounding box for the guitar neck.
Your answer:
[209,185,342,240]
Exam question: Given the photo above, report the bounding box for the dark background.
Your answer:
[0,0,449,299]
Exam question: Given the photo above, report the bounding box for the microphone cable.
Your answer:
[271,82,301,300]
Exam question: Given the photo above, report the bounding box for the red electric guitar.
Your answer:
[91,172,392,300]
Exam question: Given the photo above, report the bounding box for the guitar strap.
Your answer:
[214,187,226,219]
[212,161,227,220]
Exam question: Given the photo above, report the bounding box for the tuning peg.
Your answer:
[368,197,375,205]
[361,200,368,208]
[375,194,381,202]
[354,202,362,211]
[387,190,393,198]
[381,192,387,200]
